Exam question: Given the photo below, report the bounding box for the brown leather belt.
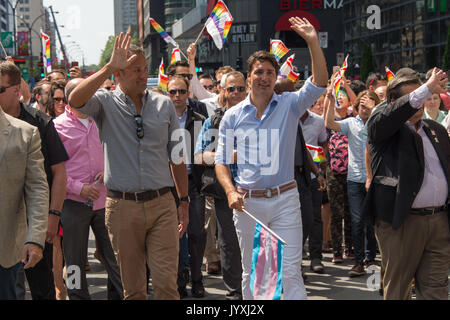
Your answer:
[237,181,297,199]
[107,187,171,202]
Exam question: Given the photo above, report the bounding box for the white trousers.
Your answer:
[233,187,306,300]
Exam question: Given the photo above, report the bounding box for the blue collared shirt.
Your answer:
[338,115,367,183]
[195,116,238,179]
[214,77,326,189]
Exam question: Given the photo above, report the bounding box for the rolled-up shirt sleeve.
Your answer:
[291,77,327,118]
[409,83,432,109]
[214,112,234,165]
[191,75,215,101]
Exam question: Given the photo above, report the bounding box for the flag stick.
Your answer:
[0,39,7,57]
[194,24,206,46]
[242,208,288,246]
[179,48,189,61]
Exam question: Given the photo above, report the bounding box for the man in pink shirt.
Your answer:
[53,78,123,300]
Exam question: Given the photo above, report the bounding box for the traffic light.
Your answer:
[236,57,243,71]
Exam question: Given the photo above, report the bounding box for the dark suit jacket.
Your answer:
[188,98,208,118]
[294,124,313,187]
[363,95,450,230]
[185,106,206,192]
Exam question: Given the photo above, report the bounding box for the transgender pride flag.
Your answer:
[250,222,285,300]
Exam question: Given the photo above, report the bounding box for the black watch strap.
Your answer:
[49,209,61,217]
[180,196,190,203]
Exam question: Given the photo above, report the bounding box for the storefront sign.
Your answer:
[280,0,343,10]
[230,23,257,44]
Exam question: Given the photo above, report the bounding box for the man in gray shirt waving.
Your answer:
[69,33,189,300]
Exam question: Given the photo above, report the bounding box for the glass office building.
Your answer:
[344,0,450,74]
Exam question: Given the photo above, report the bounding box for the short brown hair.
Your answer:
[221,71,245,88]
[0,61,22,86]
[32,79,51,96]
[167,75,190,91]
[167,61,189,76]
[47,69,66,82]
[247,50,279,75]
[215,66,234,80]
[353,90,380,112]
[386,72,421,102]
[127,44,145,59]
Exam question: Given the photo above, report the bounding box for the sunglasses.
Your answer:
[177,73,193,81]
[226,86,245,93]
[168,89,188,95]
[134,115,144,139]
[0,83,19,94]
[53,97,67,103]
[203,85,215,90]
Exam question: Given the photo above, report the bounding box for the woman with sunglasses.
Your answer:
[47,79,67,118]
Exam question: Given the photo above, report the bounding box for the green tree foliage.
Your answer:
[360,42,376,81]
[443,26,450,71]
[98,34,140,68]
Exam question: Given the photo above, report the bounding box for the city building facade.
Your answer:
[343,0,450,75]
[114,0,138,35]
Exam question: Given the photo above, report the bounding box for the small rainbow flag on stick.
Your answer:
[278,54,299,83]
[340,54,349,77]
[385,66,395,82]
[200,0,233,49]
[40,30,51,74]
[270,39,290,61]
[150,18,179,48]
[306,144,326,164]
[158,59,168,93]
[171,48,181,64]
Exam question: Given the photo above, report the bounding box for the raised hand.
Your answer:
[187,43,197,62]
[289,17,318,44]
[108,33,138,72]
[426,68,448,95]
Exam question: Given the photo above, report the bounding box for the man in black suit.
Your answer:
[167,61,208,118]
[167,75,206,299]
[364,67,449,300]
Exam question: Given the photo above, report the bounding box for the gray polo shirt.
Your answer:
[78,86,180,192]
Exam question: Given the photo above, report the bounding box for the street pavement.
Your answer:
[24,229,449,300]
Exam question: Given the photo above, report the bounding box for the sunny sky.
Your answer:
[43,0,114,66]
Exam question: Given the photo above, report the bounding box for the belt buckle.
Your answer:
[134,192,142,202]
[264,188,273,198]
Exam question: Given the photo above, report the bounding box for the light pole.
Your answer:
[6,0,20,56]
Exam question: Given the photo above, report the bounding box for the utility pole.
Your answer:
[49,5,68,70]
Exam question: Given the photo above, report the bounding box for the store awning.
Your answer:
[275,10,321,31]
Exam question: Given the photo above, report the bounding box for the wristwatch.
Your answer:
[180,196,190,203]
[49,209,62,217]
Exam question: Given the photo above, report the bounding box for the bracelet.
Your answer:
[49,210,61,217]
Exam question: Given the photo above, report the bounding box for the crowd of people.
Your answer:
[0,16,449,301]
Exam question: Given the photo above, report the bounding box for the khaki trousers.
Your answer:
[375,211,450,300]
[204,197,220,263]
[105,192,180,300]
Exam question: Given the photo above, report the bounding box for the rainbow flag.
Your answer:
[40,30,51,74]
[306,144,326,164]
[170,47,181,64]
[333,73,343,108]
[158,59,168,93]
[250,222,284,300]
[205,0,233,50]
[340,54,349,77]
[150,18,178,48]
[385,66,395,82]
[270,39,290,61]
[286,70,299,82]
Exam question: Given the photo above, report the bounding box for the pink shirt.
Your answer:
[53,108,106,210]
